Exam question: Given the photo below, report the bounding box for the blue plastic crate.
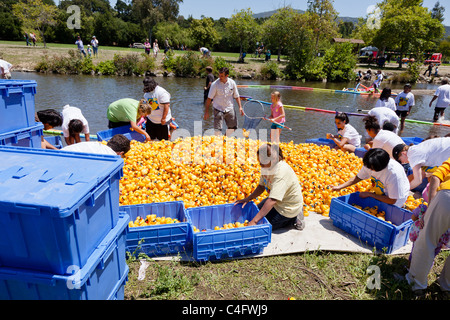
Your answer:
[402,137,423,146]
[120,201,191,257]
[0,80,37,134]
[0,214,129,300]
[43,135,63,149]
[354,147,368,158]
[0,146,123,274]
[305,138,336,148]
[0,122,43,148]
[186,202,272,262]
[97,125,146,143]
[329,192,413,253]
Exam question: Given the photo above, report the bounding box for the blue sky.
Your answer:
[176,0,449,24]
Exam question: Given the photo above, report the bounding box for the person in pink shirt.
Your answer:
[269,91,286,143]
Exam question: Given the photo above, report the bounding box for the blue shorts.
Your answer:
[271,122,285,129]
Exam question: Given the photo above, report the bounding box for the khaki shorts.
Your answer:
[214,108,237,131]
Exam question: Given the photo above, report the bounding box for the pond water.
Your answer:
[11,71,450,144]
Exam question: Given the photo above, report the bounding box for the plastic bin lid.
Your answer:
[0,146,123,217]
[0,79,37,89]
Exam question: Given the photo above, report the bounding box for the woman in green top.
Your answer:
[107,98,152,142]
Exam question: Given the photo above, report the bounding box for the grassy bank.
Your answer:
[3,40,449,82]
[124,249,449,300]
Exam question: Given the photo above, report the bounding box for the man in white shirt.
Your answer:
[143,77,172,141]
[395,83,415,133]
[204,67,244,136]
[0,59,13,79]
[61,134,130,156]
[331,148,410,208]
[429,78,450,122]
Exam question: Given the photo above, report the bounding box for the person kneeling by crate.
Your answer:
[61,134,131,156]
[330,148,410,208]
[235,143,305,231]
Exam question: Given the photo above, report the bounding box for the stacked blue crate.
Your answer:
[0,146,129,300]
[0,80,43,148]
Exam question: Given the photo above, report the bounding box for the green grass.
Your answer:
[124,249,450,300]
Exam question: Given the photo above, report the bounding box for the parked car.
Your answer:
[132,43,145,49]
[424,53,442,65]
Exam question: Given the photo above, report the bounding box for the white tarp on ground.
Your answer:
[155,213,413,262]
[254,213,413,257]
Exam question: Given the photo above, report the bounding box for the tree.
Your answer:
[12,0,58,48]
[338,21,354,38]
[262,6,298,62]
[226,8,260,61]
[131,0,183,41]
[373,0,445,68]
[284,13,316,80]
[0,0,23,40]
[189,18,221,50]
[306,0,339,52]
[322,43,357,81]
[431,1,445,23]
[439,36,450,60]
[153,21,192,48]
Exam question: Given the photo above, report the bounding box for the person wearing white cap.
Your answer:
[90,36,99,57]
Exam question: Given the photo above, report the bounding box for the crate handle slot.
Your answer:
[86,179,110,207]
[3,86,24,97]
[1,212,30,258]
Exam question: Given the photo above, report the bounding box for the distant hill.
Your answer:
[253,9,358,24]
[253,9,449,37]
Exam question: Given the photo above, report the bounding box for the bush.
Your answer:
[260,61,282,80]
[113,53,141,76]
[322,43,357,82]
[162,50,177,72]
[137,53,156,75]
[80,57,95,74]
[173,51,202,77]
[213,56,235,77]
[301,57,326,81]
[96,60,116,75]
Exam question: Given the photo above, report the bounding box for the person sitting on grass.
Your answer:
[326,112,361,153]
[235,143,305,231]
[405,156,450,297]
[330,148,410,208]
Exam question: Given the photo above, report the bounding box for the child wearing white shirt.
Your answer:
[326,112,361,153]
[331,148,410,208]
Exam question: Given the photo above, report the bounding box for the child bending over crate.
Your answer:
[330,148,410,208]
